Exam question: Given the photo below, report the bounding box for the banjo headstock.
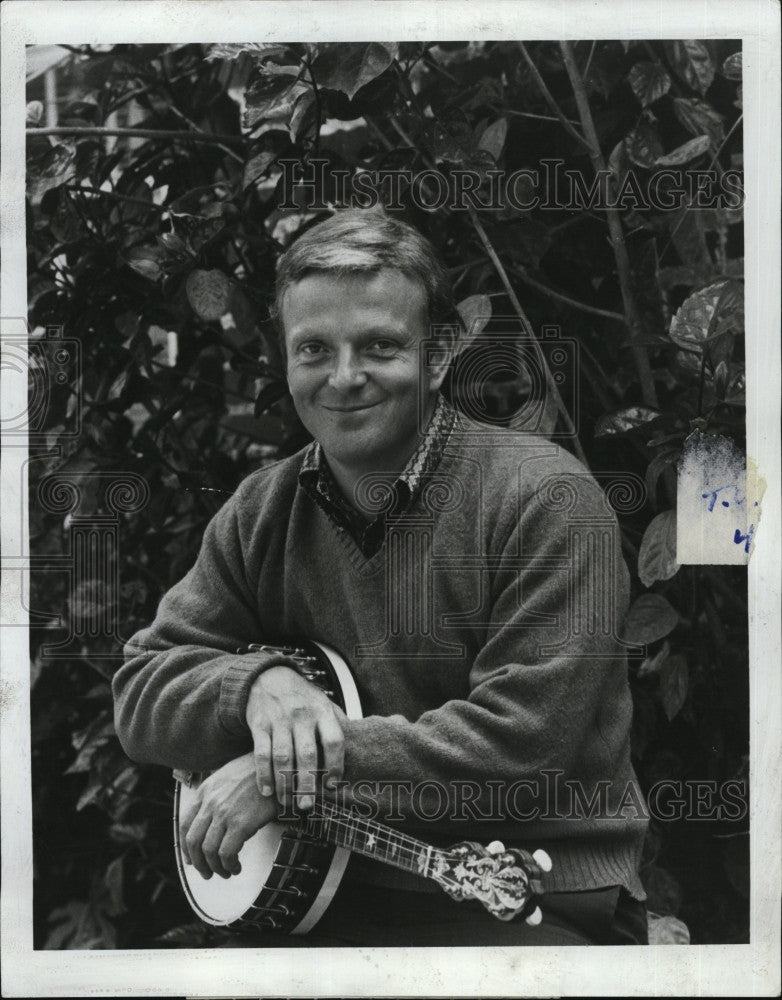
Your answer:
[429,840,551,923]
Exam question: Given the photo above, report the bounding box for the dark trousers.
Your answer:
[223,878,649,947]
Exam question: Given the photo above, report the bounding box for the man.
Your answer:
[113,209,648,946]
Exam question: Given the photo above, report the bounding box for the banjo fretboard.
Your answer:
[301,799,442,880]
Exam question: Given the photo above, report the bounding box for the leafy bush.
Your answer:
[27,39,748,947]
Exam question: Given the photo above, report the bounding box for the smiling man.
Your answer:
[114,209,649,947]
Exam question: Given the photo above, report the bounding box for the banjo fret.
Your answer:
[303,800,442,877]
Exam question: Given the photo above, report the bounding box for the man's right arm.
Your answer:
[113,486,296,772]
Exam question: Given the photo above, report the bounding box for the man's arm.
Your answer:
[334,470,633,822]
[113,471,346,810]
[113,483,293,771]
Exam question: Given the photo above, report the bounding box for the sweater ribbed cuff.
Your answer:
[218,653,298,734]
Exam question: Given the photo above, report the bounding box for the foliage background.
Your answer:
[25,39,748,948]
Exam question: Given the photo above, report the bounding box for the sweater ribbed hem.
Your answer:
[218,654,300,734]
[536,837,646,901]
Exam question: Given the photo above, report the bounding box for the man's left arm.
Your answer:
[337,472,633,820]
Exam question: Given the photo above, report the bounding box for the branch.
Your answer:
[167,106,244,164]
[467,208,589,466]
[517,43,591,151]
[559,41,658,408]
[27,126,247,145]
[509,265,627,323]
[379,113,590,466]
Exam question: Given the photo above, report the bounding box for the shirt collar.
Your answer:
[299,393,456,524]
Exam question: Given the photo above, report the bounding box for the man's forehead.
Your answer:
[285,267,424,298]
[281,268,428,327]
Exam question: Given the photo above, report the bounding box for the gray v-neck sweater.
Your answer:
[114,418,647,900]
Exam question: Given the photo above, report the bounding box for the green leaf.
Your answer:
[721,51,742,81]
[660,654,689,720]
[289,90,317,142]
[638,510,680,587]
[109,820,149,844]
[185,269,232,322]
[608,139,630,183]
[124,244,165,282]
[669,280,743,355]
[665,40,715,95]
[654,134,711,166]
[477,117,508,161]
[104,856,127,916]
[624,121,664,168]
[27,143,76,205]
[673,97,724,148]
[623,594,679,644]
[455,294,492,350]
[312,42,398,100]
[637,640,671,679]
[244,75,310,131]
[243,134,291,190]
[594,406,660,436]
[27,100,44,125]
[627,61,671,107]
[157,921,214,947]
[253,379,289,417]
[645,448,680,503]
[206,43,291,63]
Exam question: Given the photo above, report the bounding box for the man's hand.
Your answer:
[246,665,345,811]
[180,751,278,880]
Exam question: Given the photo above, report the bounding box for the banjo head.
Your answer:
[175,780,288,926]
[173,640,362,933]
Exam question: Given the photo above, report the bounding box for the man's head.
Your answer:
[273,210,456,478]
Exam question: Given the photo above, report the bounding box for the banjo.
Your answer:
[174,640,552,935]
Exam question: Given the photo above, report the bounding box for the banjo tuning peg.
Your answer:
[532,849,552,873]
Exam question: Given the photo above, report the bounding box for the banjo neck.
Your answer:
[300,799,444,881]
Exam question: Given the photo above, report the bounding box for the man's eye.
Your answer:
[299,343,325,357]
[369,339,398,354]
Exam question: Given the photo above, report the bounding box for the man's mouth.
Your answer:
[322,401,382,413]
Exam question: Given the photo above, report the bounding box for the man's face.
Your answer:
[282,269,446,476]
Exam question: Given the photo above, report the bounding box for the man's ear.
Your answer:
[426,325,458,391]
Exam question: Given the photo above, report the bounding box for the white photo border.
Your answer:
[2,1,779,995]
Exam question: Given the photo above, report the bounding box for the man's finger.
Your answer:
[218,824,253,877]
[185,810,214,880]
[252,729,275,799]
[317,710,345,790]
[271,726,295,807]
[202,819,230,879]
[292,724,318,811]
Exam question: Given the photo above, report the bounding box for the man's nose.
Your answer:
[328,348,368,391]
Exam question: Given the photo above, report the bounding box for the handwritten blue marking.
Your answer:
[701,484,746,511]
[733,525,755,554]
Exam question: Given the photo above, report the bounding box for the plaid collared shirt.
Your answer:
[298,394,457,558]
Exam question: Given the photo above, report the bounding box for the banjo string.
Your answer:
[301,799,440,876]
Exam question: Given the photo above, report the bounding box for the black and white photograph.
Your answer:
[1,1,779,996]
